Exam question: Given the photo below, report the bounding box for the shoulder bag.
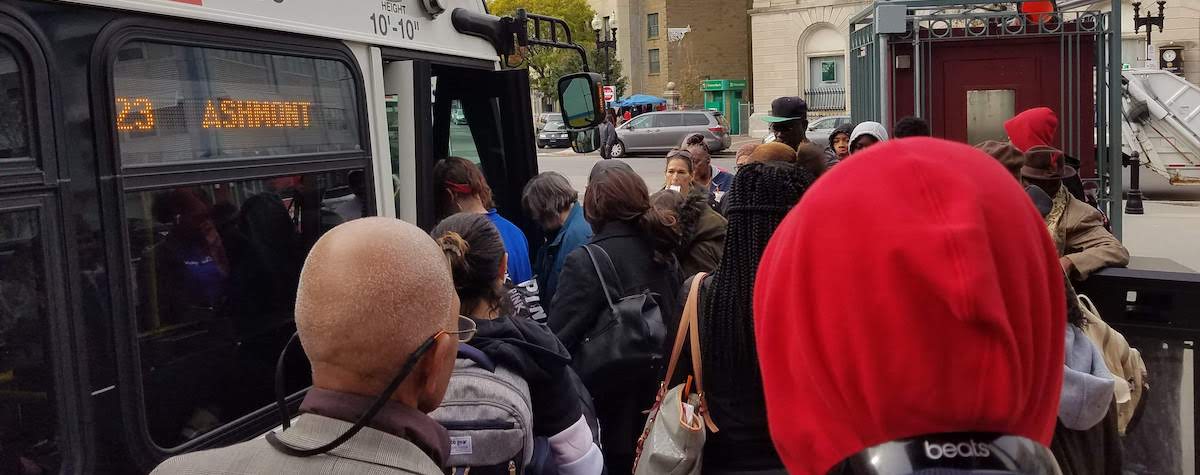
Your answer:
[633,273,718,475]
[571,244,668,387]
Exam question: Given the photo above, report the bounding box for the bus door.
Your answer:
[381,57,540,238]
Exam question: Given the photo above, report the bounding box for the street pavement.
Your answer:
[537,136,1200,271]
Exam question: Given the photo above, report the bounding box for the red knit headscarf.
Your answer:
[1004,107,1059,152]
[753,138,1066,474]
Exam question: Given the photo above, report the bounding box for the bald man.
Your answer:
[153,218,461,475]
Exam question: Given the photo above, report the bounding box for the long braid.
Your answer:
[699,161,814,414]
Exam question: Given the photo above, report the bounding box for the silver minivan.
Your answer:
[611,110,731,157]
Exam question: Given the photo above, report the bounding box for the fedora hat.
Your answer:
[1021,145,1077,181]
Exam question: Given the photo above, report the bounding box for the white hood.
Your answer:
[850,121,890,144]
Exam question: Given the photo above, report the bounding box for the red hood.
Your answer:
[1004,107,1058,152]
[753,138,1065,474]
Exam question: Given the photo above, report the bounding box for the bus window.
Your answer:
[111,42,362,166]
[0,44,29,161]
[0,208,57,474]
[126,170,358,448]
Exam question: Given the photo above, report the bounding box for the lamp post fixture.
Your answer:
[1126,0,1165,215]
[591,13,618,86]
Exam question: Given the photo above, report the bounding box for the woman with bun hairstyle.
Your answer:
[432,212,603,474]
[549,160,683,474]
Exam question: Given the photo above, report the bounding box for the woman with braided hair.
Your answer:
[677,161,814,473]
[432,213,604,474]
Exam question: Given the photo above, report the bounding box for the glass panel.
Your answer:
[652,114,682,128]
[0,42,30,160]
[0,208,59,473]
[626,115,651,129]
[128,170,362,447]
[112,42,362,166]
[967,89,1015,145]
[648,49,661,75]
[448,99,480,164]
[386,94,403,215]
[647,13,659,38]
[682,113,709,126]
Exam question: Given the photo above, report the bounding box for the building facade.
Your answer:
[589,0,752,107]
[1113,0,1200,85]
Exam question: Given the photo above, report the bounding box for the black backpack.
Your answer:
[571,244,668,388]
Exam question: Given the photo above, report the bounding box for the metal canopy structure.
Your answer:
[848,0,1125,237]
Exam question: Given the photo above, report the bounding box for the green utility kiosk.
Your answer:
[702,79,747,134]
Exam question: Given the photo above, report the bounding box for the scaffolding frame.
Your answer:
[849,0,1125,237]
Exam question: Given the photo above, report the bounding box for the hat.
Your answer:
[1004,107,1058,152]
[762,96,808,123]
[1021,145,1077,181]
[748,142,798,164]
[976,140,1025,180]
[754,138,1065,474]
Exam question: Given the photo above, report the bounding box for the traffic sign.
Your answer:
[603,86,615,103]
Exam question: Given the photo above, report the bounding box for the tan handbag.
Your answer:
[1078,293,1149,435]
[633,273,719,475]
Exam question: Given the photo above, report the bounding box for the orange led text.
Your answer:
[203,99,313,129]
[115,97,156,132]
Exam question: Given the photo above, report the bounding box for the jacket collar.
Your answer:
[591,219,641,243]
[297,387,449,468]
[549,203,585,248]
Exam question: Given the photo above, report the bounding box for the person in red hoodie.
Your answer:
[1004,107,1090,204]
[753,138,1067,474]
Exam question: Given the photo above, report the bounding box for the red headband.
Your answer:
[444,181,474,195]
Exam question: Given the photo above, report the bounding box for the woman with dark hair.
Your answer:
[652,149,726,275]
[434,156,533,284]
[678,161,813,473]
[432,213,603,474]
[549,160,683,474]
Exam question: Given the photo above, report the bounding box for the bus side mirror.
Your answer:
[571,129,600,154]
[557,72,604,130]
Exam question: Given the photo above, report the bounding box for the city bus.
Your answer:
[0,1,602,472]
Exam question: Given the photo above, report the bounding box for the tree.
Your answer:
[566,47,629,98]
[487,0,599,103]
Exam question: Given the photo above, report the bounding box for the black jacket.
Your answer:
[548,220,683,357]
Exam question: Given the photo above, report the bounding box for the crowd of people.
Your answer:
[152,98,1138,475]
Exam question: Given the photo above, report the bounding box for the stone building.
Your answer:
[588,0,752,107]
[1112,0,1200,84]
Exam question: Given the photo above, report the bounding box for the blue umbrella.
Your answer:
[614,94,667,107]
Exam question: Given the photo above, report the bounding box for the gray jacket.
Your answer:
[151,413,444,475]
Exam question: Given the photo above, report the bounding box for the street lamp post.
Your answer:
[591,14,618,86]
[1126,1,1165,215]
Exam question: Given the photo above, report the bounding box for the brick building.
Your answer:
[588,0,752,107]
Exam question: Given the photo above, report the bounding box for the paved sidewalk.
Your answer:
[1122,201,1200,272]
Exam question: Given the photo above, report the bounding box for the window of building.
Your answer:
[0,42,29,161]
[649,48,661,75]
[128,170,364,448]
[0,206,59,474]
[648,13,659,39]
[111,42,362,166]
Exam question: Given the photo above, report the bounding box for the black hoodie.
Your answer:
[824,122,856,168]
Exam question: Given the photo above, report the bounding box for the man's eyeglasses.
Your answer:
[448,315,478,343]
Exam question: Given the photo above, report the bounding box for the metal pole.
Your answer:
[913,18,921,118]
[1109,0,1124,238]
[878,31,890,124]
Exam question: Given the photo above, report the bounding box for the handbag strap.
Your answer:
[583,244,623,313]
[660,273,718,433]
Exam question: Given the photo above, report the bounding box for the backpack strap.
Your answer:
[583,244,625,312]
[457,344,496,373]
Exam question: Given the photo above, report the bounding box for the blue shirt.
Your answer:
[709,167,735,196]
[487,209,533,284]
[533,203,593,306]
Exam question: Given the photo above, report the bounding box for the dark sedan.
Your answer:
[537,121,570,148]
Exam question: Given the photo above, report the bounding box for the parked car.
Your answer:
[537,121,571,148]
[610,110,731,158]
[451,106,467,125]
[762,114,852,148]
[536,111,563,129]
